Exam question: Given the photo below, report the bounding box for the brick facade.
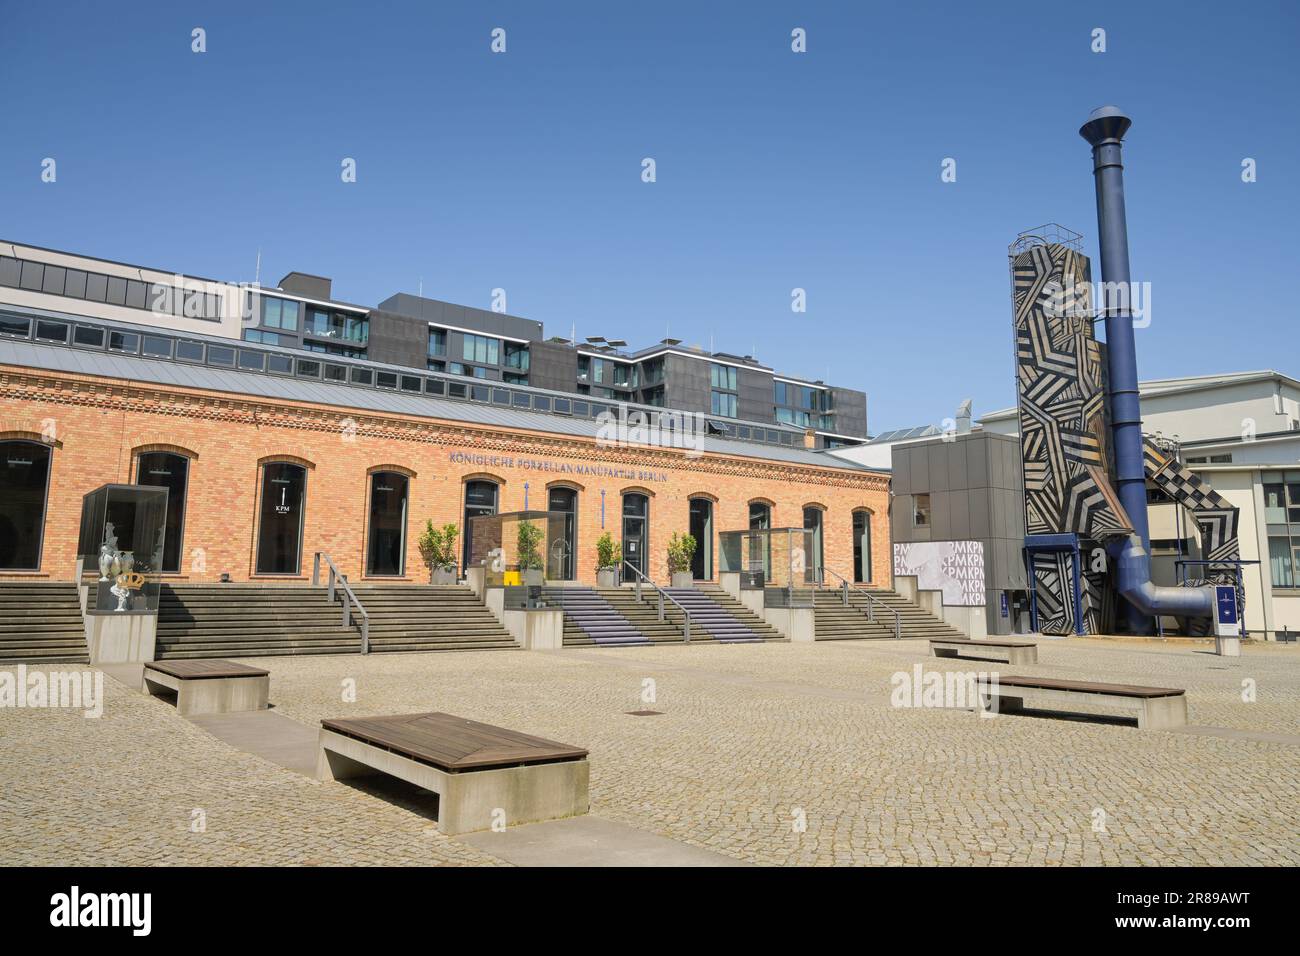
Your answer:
[0,365,891,586]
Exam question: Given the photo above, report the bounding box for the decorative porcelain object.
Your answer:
[97,544,115,582]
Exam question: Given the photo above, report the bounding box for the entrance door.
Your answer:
[366,471,409,576]
[0,440,52,570]
[622,493,648,583]
[256,462,307,575]
[547,487,577,580]
[689,498,712,579]
[462,480,499,572]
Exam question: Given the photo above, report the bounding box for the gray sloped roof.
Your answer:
[0,338,873,473]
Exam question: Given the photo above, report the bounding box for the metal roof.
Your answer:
[0,338,873,474]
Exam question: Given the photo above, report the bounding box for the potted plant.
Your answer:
[418,520,459,584]
[517,519,545,587]
[595,531,621,588]
[667,532,697,588]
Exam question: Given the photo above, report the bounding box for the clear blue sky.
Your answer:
[2,1,1295,431]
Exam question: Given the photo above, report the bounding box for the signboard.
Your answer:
[893,541,986,607]
[1000,593,1008,618]
[1214,585,1239,637]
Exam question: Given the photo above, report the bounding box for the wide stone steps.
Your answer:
[0,583,88,663]
[157,583,516,658]
[811,587,968,641]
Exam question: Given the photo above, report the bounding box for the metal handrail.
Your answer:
[817,567,901,639]
[623,562,692,643]
[312,552,371,654]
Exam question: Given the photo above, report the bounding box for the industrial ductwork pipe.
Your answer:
[1080,106,1213,630]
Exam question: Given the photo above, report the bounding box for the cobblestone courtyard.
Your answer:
[2,638,1296,866]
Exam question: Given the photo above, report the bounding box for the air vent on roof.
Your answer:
[662,338,682,346]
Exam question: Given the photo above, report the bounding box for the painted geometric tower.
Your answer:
[1010,234,1132,634]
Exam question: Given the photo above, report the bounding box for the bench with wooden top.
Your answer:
[316,712,590,835]
[976,675,1188,730]
[142,659,270,716]
[930,636,1038,665]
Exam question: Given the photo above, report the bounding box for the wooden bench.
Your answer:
[931,637,1038,665]
[975,675,1187,730]
[316,712,589,835]
[142,660,270,716]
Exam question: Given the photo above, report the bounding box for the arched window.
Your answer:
[462,480,499,572]
[0,440,52,570]
[689,498,713,579]
[622,492,649,583]
[256,462,307,575]
[547,486,578,580]
[366,471,409,576]
[748,501,770,530]
[853,510,873,583]
[802,506,824,583]
[135,451,190,573]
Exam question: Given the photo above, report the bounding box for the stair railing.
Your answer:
[819,567,901,639]
[624,562,692,643]
[312,552,371,654]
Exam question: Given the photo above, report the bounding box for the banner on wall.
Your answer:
[893,541,986,606]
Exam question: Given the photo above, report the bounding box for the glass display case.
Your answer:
[467,510,569,588]
[719,527,815,607]
[77,484,168,613]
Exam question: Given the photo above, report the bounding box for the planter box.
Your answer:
[596,568,619,588]
[671,572,694,589]
[522,568,545,588]
[431,567,457,585]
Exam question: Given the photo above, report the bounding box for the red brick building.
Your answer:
[0,349,889,588]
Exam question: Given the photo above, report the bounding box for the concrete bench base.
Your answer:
[143,668,269,717]
[976,684,1187,730]
[931,639,1038,665]
[316,728,590,835]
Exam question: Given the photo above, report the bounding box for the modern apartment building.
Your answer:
[0,240,868,450]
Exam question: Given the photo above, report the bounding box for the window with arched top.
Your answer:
[134,451,190,573]
[853,510,873,583]
[748,501,771,530]
[546,486,578,580]
[366,471,410,576]
[462,479,499,572]
[256,461,308,575]
[622,492,649,583]
[802,506,824,583]
[689,497,713,579]
[0,440,52,570]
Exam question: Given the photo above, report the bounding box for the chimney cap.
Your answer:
[1079,105,1131,146]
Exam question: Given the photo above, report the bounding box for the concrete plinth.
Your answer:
[504,608,564,650]
[466,567,487,600]
[86,613,158,663]
[1215,636,1241,657]
[764,606,815,642]
[142,668,269,717]
[316,728,589,835]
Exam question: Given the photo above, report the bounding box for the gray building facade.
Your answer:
[890,430,1030,635]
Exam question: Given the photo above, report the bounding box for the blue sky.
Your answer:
[2,1,1296,431]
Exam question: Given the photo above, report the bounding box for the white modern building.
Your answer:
[981,370,1300,640]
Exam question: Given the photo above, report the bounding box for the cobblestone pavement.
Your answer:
[1,638,1296,866]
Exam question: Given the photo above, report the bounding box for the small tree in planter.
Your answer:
[418,521,459,584]
[667,532,697,588]
[516,519,545,587]
[595,531,621,588]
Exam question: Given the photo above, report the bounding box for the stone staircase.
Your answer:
[348,584,516,653]
[669,586,784,642]
[156,584,360,659]
[813,586,968,641]
[544,585,786,646]
[0,582,88,663]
